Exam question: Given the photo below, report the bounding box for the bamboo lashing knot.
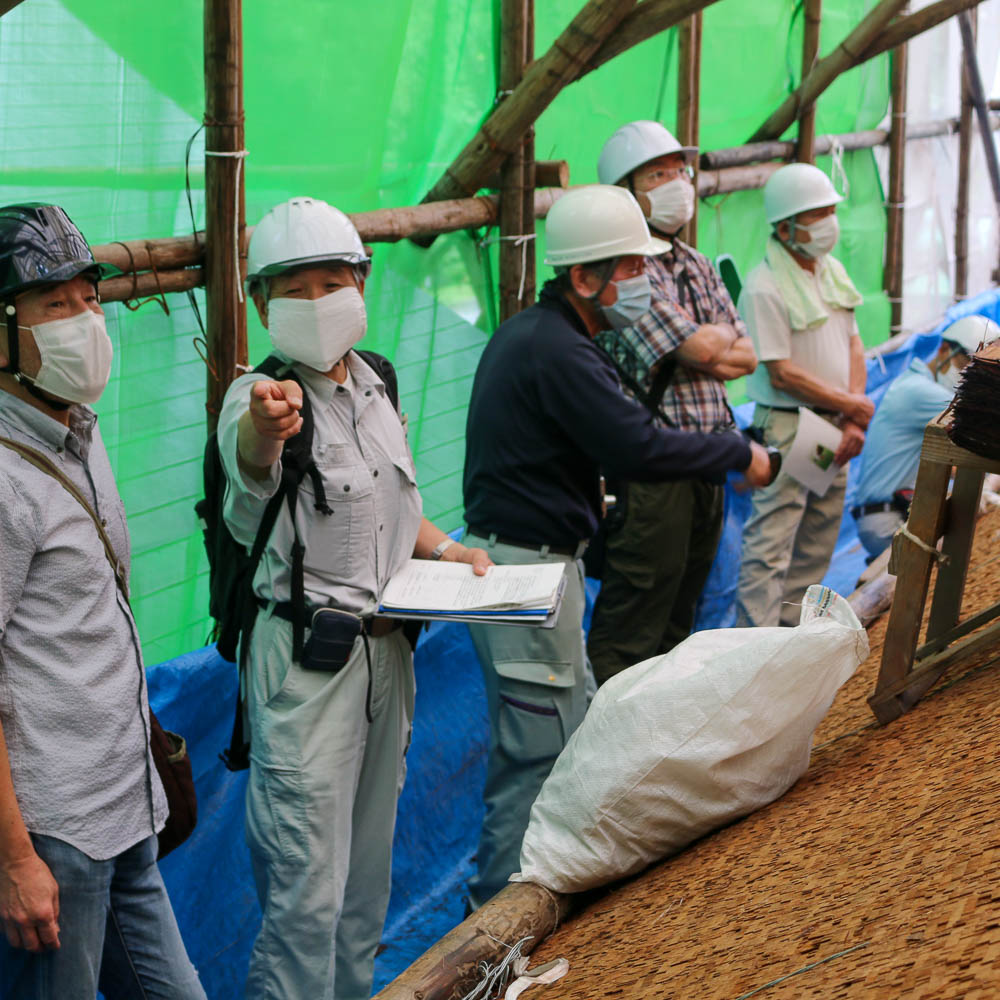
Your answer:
[897,523,950,565]
[205,149,249,304]
[202,113,245,127]
[479,232,536,303]
[110,241,170,316]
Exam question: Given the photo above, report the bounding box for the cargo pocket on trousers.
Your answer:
[497,691,566,764]
[247,764,310,865]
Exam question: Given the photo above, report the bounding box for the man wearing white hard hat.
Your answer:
[462,184,775,907]
[852,314,1000,559]
[217,197,491,1000]
[586,121,758,683]
[736,162,873,627]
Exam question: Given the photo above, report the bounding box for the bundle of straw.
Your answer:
[948,350,1000,459]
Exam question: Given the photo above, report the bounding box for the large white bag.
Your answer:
[512,585,868,894]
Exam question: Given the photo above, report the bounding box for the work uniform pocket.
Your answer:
[497,690,566,764]
[246,762,310,864]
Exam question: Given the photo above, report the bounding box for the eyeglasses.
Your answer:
[636,164,694,188]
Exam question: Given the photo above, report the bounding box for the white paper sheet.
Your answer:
[783,407,844,496]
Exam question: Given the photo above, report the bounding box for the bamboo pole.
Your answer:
[521,0,537,308]
[884,12,909,336]
[797,0,822,163]
[676,12,702,246]
[748,0,908,143]
[419,0,636,206]
[374,883,574,1000]
[857,0,985,65]
[203,0,247,430]
[955,11,975,300]
[100,268,204,304]
[957,9,1000,280]
[487,159,568,190]
[697,162,782,198]
[0,1,26,16]
[499,0,529,323]
[578,0,725,80]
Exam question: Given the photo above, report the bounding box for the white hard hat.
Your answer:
[942,314,1000,355]
[544,185,671,267]
[597,120,698,186]
[763,163,844,224]
[247,196,370,280]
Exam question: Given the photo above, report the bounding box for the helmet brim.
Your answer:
[248,252,371,280]
[3,259,121,299]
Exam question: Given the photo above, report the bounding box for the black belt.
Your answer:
[465,524,586,558]
[257,598,402,638]
[852,501,901,518]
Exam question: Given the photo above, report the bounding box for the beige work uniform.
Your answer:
[218,351,423,1000]
[736,262,858,627]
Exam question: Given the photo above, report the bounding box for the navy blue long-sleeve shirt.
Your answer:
[463,282,752,547]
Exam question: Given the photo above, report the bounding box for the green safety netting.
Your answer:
[0,0,890,665]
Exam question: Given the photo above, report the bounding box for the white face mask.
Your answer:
[935,360,965,394]
[793,214,840,259]
[19,309,112,404]
[645,178,695,234]
[267,286,367,371]
[600,274,652,330]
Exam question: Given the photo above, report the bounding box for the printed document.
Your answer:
[784,407,843,496]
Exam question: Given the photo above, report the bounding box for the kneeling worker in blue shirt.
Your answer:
[461,185,776,908]
[852,314,1000,559]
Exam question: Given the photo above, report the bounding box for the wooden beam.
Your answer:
[676,12,702,246]
[748,0,908,143]
[499,0,530,323]
[203,0,247,431]
[955,9,975,300]
[578,0,725,80]
[0,1,26,17]
[856,0,985,65]
[796,0,822,162]
[487,159,568,190]
[419,0,636,206]
[884,11,909,336]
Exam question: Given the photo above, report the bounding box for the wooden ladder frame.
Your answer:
[869,418,1000,724]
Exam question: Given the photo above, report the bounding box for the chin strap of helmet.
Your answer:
[1,298,69,410]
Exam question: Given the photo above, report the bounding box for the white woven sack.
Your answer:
[512,585,868,894]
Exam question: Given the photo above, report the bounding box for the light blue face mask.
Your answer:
[600,273,652,330]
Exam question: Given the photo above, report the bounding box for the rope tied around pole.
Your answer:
[109,240,170,315]
[205,148,249,304]
[896,523,950,565]
[479,231,537,304]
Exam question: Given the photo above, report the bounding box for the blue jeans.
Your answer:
[0,834,205,1000]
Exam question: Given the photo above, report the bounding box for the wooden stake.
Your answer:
[884,11,909,336]
[748,0,908,143]
[203,0,247,431]
[955,10,975,300]
[521,0,537,309]
[676,12,702,246]
[420,0,636,206]
[499,0,529,323]
[796,0,822,163]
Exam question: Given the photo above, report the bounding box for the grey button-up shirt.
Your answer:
[0,392,167,860]
[218,350,423,615]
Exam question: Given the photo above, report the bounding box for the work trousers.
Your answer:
[855,509,903,561]
[736,407,848,627]
[0,834,205,1000]
[243,610,414,1000]
[464,533,594,909]
[587,478,725,684]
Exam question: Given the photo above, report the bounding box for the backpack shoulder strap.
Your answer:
[355,349,400,412]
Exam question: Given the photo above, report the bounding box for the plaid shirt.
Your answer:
[597,240,743,432]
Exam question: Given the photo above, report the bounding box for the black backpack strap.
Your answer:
[355,349,400,413]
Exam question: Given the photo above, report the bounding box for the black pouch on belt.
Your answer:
[301,607,364,673]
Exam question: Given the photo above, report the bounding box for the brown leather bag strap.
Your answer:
[0,436,130,601]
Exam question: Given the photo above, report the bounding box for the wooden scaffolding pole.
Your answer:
[859,0,985,65]
[676,11,702,246]
[955,10,975,300]
[885,12,909,336]
[957,9,1000,281]
[499,0,530,323]
[203,0,247,431]
[420,0,636,206]
[748,0,907,143]
[0,1,26,17]
[796,0,822,163]
[521,0,537,309]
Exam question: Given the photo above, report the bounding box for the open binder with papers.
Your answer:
[377,559,567,628]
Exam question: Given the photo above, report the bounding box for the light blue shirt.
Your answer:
[854,360,953,505]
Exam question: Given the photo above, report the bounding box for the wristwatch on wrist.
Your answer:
[430,538,457,561]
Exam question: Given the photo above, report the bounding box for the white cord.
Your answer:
[478,232,537,304]
[827,136,850,200]
[205,148,249,304]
